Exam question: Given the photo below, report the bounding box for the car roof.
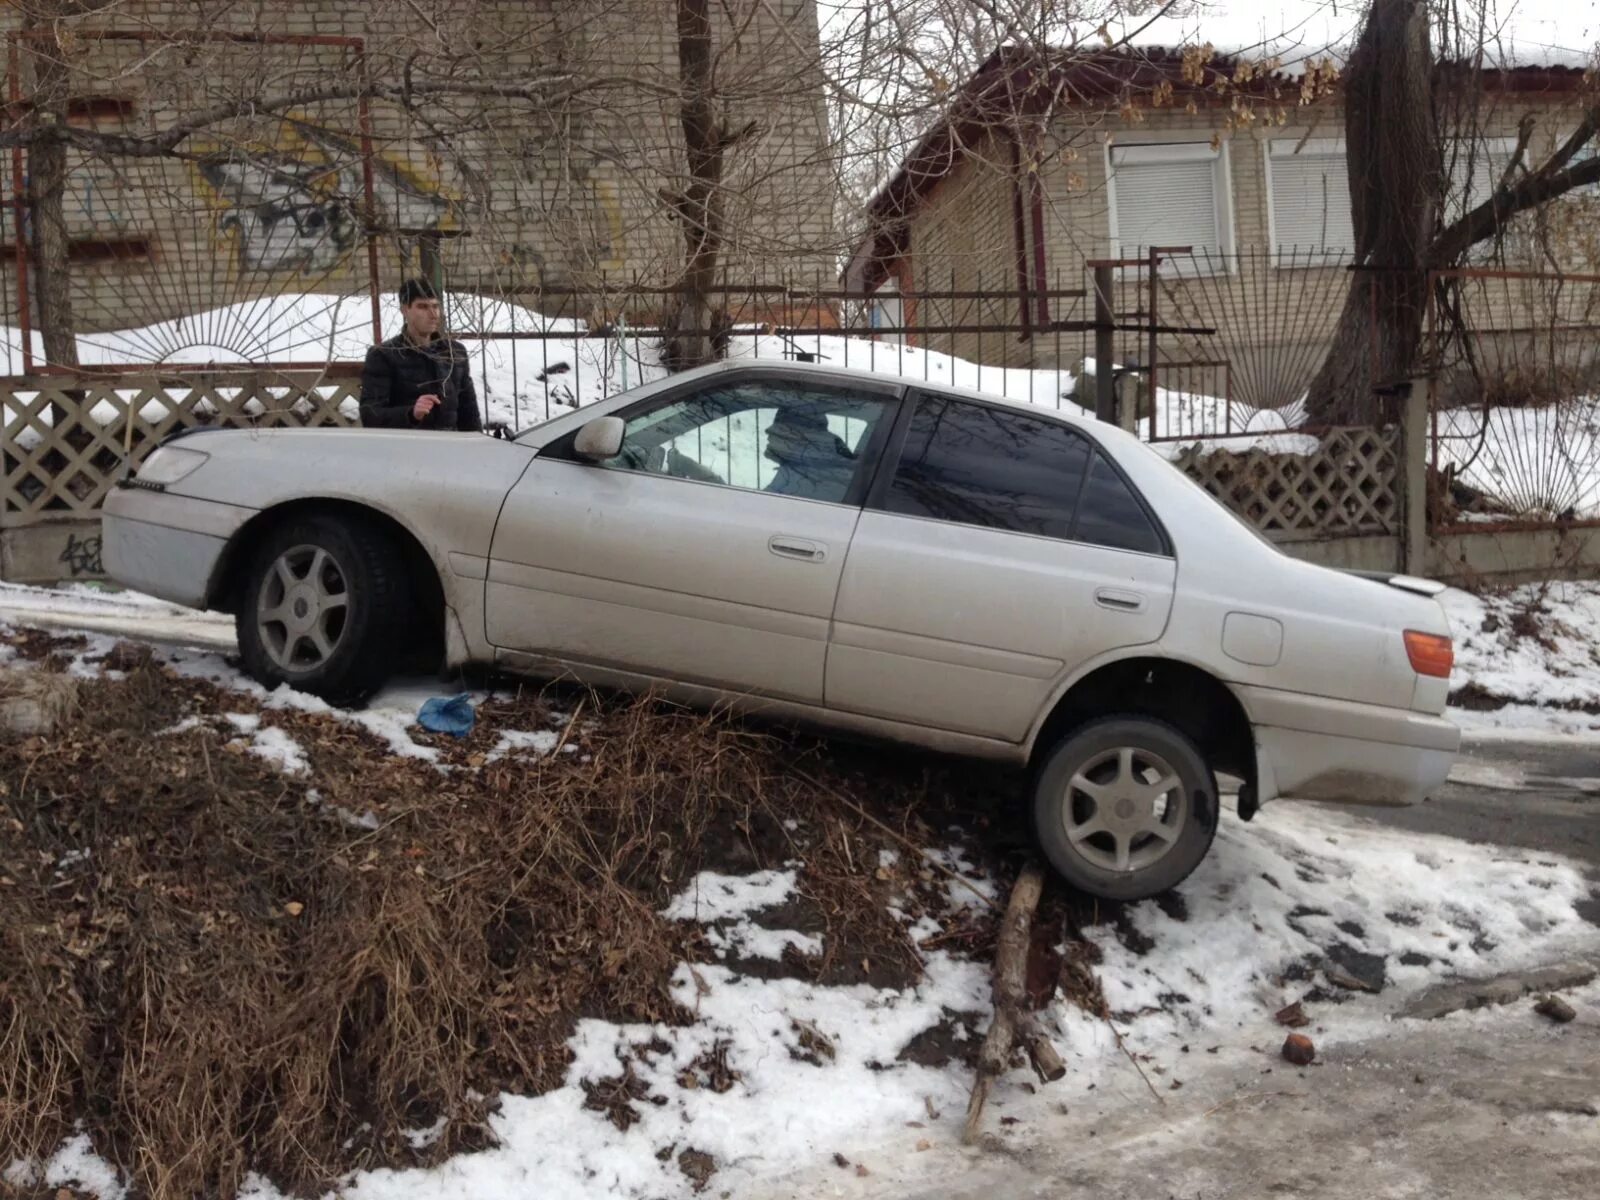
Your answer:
[691,357,1098,433]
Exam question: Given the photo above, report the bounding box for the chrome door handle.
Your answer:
[1095,587,1146,613]
[769,535,826,562]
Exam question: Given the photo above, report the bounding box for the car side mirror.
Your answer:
[573,415,625,462]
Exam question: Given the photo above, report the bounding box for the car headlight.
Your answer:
[135,446,210,486]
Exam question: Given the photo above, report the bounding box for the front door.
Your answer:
[828,391,1177,741]
[485,371,901,703]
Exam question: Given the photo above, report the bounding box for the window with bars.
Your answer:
[1266,138,1355,265]
[1106,142,1234,273]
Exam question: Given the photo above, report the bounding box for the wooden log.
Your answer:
[962,861,1066,1144]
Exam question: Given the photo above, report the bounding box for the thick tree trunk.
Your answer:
[663,0,724,372]
[1305,0,1439,424]
[24,29,80,369]
[27,131,78,369]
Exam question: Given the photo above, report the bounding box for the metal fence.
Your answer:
[1424,266,1600,533]
[437,277,1096,431]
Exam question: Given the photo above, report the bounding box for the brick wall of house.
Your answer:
[899,87,1588,404]
[0,0,837,342]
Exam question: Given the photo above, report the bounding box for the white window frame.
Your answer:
[1264,136,1354,268]
[1103,140,1237,276]
[1448,135,1523,263]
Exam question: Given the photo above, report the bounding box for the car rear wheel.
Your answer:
[236,514,406,705]
[1032,716,1218,901]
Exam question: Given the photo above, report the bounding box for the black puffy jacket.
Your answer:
[358,333,483,432]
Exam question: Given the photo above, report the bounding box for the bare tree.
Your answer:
[1,0,851,369]
[659,0,759,370]
[1307,0,1600,422]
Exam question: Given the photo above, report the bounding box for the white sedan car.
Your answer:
[104,361,1460,899]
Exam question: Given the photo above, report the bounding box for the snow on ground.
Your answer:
[3,599,1597,1200]
[1441,580,1600,739]
[663,868,800,922]
[3,1133,128,1200]
[28,796,1591,1200]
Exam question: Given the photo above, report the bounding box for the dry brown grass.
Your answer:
[0,637,1014,1199]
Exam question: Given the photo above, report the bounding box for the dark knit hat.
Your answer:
[398,277,439,305]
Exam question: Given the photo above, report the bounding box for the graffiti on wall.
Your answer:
[196,118,457,275]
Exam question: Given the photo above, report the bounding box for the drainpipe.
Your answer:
[1009,132,1032,341]
[1028,157,1050,329]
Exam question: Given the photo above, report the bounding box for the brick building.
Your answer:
[844,47,1591,410]
[0,0,838,348]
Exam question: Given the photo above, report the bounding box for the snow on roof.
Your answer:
[1113,0,1595,74]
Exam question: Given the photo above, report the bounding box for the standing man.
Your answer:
[359,278,484,431]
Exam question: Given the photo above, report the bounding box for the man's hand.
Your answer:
[412,394,441,422]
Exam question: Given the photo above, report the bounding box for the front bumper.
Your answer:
[102,487,253,610]
[1238,685,1461,807]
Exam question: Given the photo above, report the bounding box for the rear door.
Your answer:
[826,391,1176,741]
[485,371,901,704]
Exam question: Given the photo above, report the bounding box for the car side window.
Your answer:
[604,379,893,505]
[1075,451,1166,555]
[883,394,1091,539]
[882,393,1167,555]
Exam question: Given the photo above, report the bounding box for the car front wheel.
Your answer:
[236,514,406,705]
[1032,716,1218,901]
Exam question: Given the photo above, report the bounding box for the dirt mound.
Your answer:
[0,641,1014,1199]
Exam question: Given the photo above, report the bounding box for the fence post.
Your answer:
[1401,375,1430,577]
[1092,264,1115,423]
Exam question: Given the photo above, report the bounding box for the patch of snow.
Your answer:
[0,581,191,620]
[4,1133,128,1200]
[336,807,384,832]
[402,1116,450,1152]
[1442,581,1600,736]
[159,715,209,736]
[1452,702,1600,742]
[920,847,998,911]
[245,726,311,776]
[663,868,797,923]
[704,924,823,962]
[1150,430,1323,462]
[1052,798,1593,1094]
[317,952,990,1200]
[225,713,263,733]
[488,729,561,761]
[162,651,448,763]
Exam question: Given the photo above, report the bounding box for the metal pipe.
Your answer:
[1093,263,1115,423]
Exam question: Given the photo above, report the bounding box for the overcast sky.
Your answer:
[818,2,1597,69]
[1111,0,1594,66]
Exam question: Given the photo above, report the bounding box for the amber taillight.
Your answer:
[1404,630,1454,678]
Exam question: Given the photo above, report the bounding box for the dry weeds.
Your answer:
[0,635,1016,1199]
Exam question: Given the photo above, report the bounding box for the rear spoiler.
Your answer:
[1343,569,1447,598]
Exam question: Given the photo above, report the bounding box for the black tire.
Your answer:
[235,513,407,705]
[1032,716,1218,902]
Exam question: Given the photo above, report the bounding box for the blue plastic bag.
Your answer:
[418,693,476,738]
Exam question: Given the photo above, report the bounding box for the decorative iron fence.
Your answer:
[1424,266,1600,533]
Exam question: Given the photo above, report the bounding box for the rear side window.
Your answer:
[884,395,1090,539]
[1076,451,1166,555]
[882,393,1166,555]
